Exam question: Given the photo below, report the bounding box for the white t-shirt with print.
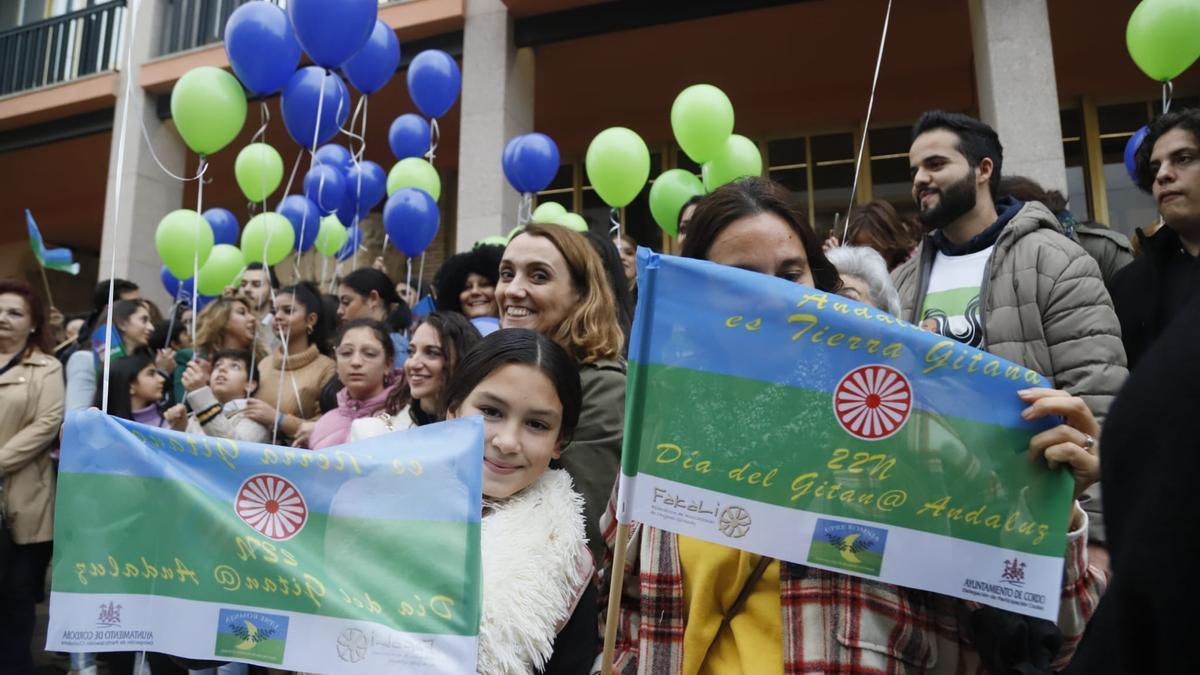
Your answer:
[918,245,993,349]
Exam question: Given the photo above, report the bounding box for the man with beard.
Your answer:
[1110,108,1200,369]
[894,111,1126,579]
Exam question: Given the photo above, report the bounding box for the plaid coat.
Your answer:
[597,494,1104,675]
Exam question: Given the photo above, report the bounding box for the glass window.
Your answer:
[1098,102,1156,236]
[766,136,809,217]
[810,133,855,236]
[1060,108,1089,221]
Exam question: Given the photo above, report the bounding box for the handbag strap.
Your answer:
[698,555,774,664]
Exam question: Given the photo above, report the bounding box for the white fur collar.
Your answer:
[477,469,592,675]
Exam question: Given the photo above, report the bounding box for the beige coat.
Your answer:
[0,348,63,544]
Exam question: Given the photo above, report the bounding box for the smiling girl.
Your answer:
[441,328,595,674]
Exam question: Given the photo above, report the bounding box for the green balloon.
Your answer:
[241,212,294,266]
[555,212,589,233]
[314,215,349,257]
[1126,0,1200,81]
[196,244,246,296]
[235,143,284,203]
[532,201,568,223]
[671,84,735,164]
[476,235,509,248]
[387,158,441,201]
[649,169,705,236]
[702,135,763,191]
[170,66,247,156]
[155,209,213,280]
[585,127,650,208]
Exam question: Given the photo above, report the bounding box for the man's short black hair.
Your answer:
[1134,108,1200,193]
[92,279,138,311]
[245,262,280,289]
[912,110,1004,200]
[211,348,258,383]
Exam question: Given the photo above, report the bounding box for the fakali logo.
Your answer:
[337,628,369,663]
[235,473,308,541]
[1001,557,1026,586]
[833,364,913,441]
[96,601,122,628]
[717,505,751,538]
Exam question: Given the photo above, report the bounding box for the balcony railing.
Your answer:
[0,0,126,97]
[160,0,254,56]
[160,0,400,56]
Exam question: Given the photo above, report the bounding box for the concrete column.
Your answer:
[99,0,186,309]
[969,0,1066,193]
[454,0,534,251]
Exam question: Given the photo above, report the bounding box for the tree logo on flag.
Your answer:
[833,364,913,441]
[235,474,308,541]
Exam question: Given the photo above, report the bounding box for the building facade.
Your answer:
[1,0,1195,310]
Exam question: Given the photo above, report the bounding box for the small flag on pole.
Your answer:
[26,209,80,275]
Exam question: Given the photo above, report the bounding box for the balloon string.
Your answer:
[102,0,142,412]
[343,96,368,157]
[426,118,440,165]
[416,252,426,304]
[405,258,413,327]
[308,71,329,167]
[138,113,208,183]
[283,148,305,280]
[519,193,533,225]
[192,156,208,342]
[842,0,893,247]
[609,208,620,237]
[1163,80,1173,115]
[251,100,270,146]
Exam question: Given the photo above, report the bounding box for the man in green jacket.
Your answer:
[894,111,1128,565]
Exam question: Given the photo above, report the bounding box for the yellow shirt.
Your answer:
[679,535,784,675]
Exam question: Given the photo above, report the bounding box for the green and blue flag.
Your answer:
[617,250,1073,620]
[47,410,483,673]
[26,209,80,275]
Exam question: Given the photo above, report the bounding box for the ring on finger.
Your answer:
[1081,433,1095,451]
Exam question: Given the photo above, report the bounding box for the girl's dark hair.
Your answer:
[110,299,153,353]
[0,277,53,355]
[440,328,582,444]
[342,267,402,308]
[384,311,482,418]
[150,319,185,351]
[335,318,396,366]
[583,230,633,351]
[96,352,156,420]
[680,177,842,292]
[279,282,333,356]
[433,245,504,314]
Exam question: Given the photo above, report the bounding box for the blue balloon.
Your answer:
[406,50,461,118]
[202,208,240,246]
[287,0,376,69]
[303,164,346,214]
[313,144,354,173]
[1125,125,1150,184]
[388,114,431,160]
[336,223,364,262]
[512,133,560,193]
[281,67,350,148]
[384,187,440,257]
[345,160,387,217]
[336,189,359,228]
[224,1,301,96]
[343,20,400,95]
[160,265,195,299]
[502,135,529,193]
[196,295,217,311]
[278,195,322,251]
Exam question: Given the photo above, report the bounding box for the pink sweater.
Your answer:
[309,381,399,450]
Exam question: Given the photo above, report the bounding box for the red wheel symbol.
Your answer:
[235,474,308,541]
[833,364,913,440]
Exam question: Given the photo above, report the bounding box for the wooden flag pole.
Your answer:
[35,263,56,313]
[600,521,631,675]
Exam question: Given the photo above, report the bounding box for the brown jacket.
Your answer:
[1,348,64,544]
[254,344,336,421]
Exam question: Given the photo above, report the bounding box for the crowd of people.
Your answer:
[1,106,1197,674]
